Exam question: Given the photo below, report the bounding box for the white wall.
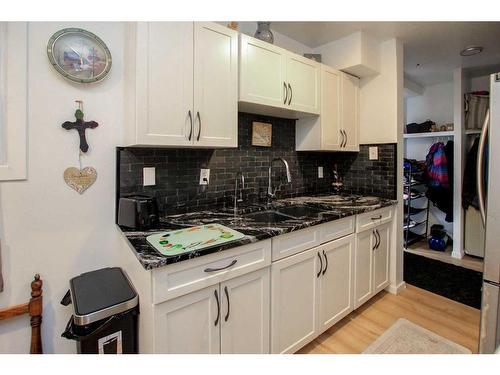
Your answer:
[0,22,128,353]
[468,74,490,92]
[405,81,454,126]
[358,38,401,144]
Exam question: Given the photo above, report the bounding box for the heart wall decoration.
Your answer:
[63,167,97,194]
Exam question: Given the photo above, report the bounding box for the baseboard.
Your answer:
[386,281,406,295]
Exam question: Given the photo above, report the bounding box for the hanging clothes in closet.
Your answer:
[425,140,454,222]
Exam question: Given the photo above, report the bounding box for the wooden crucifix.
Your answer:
[62,101,99,153]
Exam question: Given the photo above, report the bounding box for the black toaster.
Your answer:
[117,195,159,230]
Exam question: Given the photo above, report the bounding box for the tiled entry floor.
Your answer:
[297,285,480,354]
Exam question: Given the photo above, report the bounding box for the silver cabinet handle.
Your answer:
[344,130,348,147]
[339,130,344,147]
[477,109,490,226]
[372,230,377,250]
[187,110,193,141]
[376,229,380,249]
[341,130,347,147]
[283,82,288,104]
[288,83,292,105]
[196,111,201,141]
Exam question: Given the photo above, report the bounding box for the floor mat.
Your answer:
[363,318,472,354]
[404,251,482,309]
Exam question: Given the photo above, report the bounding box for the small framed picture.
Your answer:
[252,122,272,147]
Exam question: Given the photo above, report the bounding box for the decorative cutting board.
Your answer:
[146,224,246,256]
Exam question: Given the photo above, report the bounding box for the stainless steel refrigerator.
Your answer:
[479,72,500,353]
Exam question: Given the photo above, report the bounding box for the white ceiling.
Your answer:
[270,22,500,86]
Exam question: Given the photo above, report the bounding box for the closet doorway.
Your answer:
[402,70,488,309]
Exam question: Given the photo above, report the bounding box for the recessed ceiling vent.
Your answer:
[460,46,483,56]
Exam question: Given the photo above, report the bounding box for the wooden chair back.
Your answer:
[0,274,43,354]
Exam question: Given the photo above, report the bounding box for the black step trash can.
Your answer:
[61,267,139,354]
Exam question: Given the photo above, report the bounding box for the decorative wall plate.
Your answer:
[47,28,112,84]
[63,167,97,194]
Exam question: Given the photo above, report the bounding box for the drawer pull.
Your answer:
[371,215,382,220]
[204,259,237,273]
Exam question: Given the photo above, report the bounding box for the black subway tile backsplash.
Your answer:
[117,112,396,215]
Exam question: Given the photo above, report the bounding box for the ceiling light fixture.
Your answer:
[460,46,483,56]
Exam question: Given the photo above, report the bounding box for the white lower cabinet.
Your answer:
[318,235,355,332]
[220,267,270,354]
[153,267,270,353]
[373,223,391,294]
[354,229,375,309]
[271,234,355,354]
[154,285,221,354]
[354,222,391,309]
[271,247,319,354]
[150,209,394,354]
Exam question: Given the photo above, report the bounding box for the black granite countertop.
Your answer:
[120,194,397,270]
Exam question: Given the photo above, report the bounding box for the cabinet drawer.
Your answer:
[272,226,320,261]
[318,216,355,244]
[356,207,393,233]
[152,239,271,304]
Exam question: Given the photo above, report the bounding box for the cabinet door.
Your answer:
[320,67,342,149]
[373,223,391,294]
[271,248,319,354]
[341,72,359,151]
[286,54,320,114]
[318,235,355,333]
[220,268,270,354]
[135,22,194,146]
[193,22,238,148]
[153,285,220,353]
[239,34,287,108]
[354,229,375,309]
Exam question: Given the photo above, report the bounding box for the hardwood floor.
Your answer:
[297,284,481,354]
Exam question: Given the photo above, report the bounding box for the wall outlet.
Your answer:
[199,168,210,185]
[318,166,324,178]
[369,147,379,160]
[143,167,156,186]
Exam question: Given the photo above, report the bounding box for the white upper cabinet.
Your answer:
[296,67,359,152]
[239,34,320,119]
[130,22,194,147]
[341,72,360,152]
[286,54,320,114]
[125,22,238,148]
[193,22,238,148]
[239,35,287,108]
